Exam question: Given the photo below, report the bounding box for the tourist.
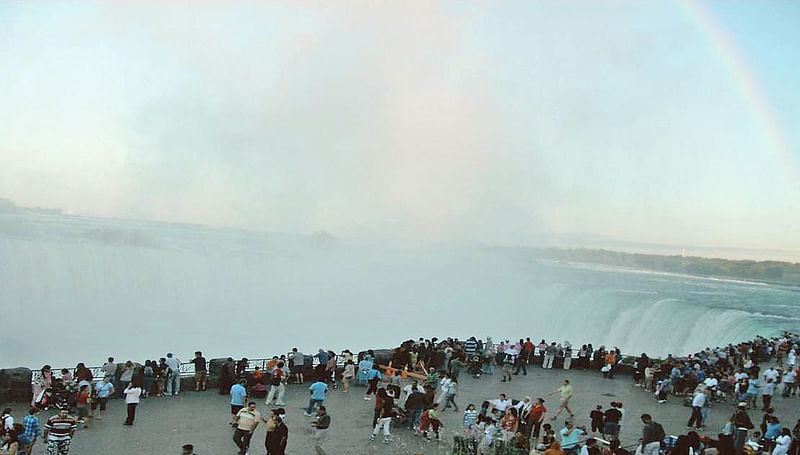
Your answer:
[93,376,114,420]
[763,378,776,411]
[42,404,76,455]
[464,403,479,431]
[118,361,135,397]
[418,407,442,441]
[31,366,52,407]
[75,385,89,428]
[559,420,586,455]
[101,358,116,386]
[341,359,355,393]
[501,344,517,382]
[219,357,234,395]
[546,440,565,455]
[191,351,207,392]
[528,398,548,440]
[181,444,197,455]
[733,402,755,453]
[590,405,604,435]
[1,427,20,455]
[773,427,792,455]
[289,348,305,384]
[123,379,142,426]
[325,351,337,388]
[635,414,665,455]
[305,377,328,416]
[264,408,288,455]
[549,380,575,420]
[500,407,520,442]
[544,342,558,369]
[142,361,155,397]
[687,388,707,429]
[230,379,248,426]
[18,408,41,455]
[581,438,600,455]
[157,358,170,397]
[310,405,330,454]
[364,365,382,400]
[442,377,459,411]
[265,361,288,406]
[1,408,13,436]
[165,353,182,396]
[232,402,261,455]
[404,387,429,431]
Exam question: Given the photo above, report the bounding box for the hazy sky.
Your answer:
[1,1,798,257]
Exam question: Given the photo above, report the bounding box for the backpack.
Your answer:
[272,369,283,386]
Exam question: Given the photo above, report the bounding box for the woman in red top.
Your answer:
[501,407,519,442]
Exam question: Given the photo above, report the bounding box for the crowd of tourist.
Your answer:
[1,333,798,455]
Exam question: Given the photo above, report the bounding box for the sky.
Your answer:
[1,1,798,259]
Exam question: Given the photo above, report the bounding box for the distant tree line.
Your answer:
[528,248,800,285]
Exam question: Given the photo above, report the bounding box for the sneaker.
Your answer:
[364,397,371,401]
[304,412,313,417]
[369,434,375,441]
[383,438,390,444]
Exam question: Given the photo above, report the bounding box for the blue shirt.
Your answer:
[560,427,584,449]
[366,369,382,380]
[96,382,114,398]
[309,381,328,400]
[230,383,247,406]
[765,422,781,439]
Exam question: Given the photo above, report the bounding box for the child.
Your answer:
[590,405,604,434]
[419,408,442,441]
[537,423,556,451]
[464,404,479,431]
[479,400,491,418]
[76,384,90,428]
[443,379,459,411]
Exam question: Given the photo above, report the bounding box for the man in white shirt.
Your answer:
[491,394,511,416]
[763,367,779,383]
[687,389,707,429]
[781,369,796,397]
[165,353,182,395]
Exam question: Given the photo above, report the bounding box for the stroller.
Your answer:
[468,356,483,379]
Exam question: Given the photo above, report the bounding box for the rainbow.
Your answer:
[681,0,796,184]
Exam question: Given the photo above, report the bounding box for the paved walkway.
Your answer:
[8,367,799,455]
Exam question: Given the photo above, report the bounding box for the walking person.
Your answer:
[687,389,707,429]
[230,379,248,426]
[165,353,182,396]
[265,362,288,406]
[404,388,429,431]
[123,379,142,426]
[42,404,77,455]
[443,377,459,411]
[18,407,41,455]
[191,351,207,392]
[305,378,328,416]
[232,402,261,455]
[370,391,395,443]
[92,376,114,420]
[264,408,288,455]
[310,405,330,454]
[549,380,575,420]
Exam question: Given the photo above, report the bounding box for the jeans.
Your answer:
[307,398,324,414]
[233,428,253,455]
[266,384,286,405]
[167,371,181,395]
[407,409,422,430]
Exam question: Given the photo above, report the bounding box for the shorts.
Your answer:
[195,370,207,382]
[231,404,244,415]
[503,364,513,374]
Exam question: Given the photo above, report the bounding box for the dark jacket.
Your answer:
[405,391,430,411]
[266,422,288,455]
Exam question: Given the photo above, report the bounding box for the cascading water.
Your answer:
[0,209,794,368]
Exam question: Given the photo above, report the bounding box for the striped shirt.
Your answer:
[44,415,77,441]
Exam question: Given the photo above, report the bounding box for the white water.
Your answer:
[0,210,793,368]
